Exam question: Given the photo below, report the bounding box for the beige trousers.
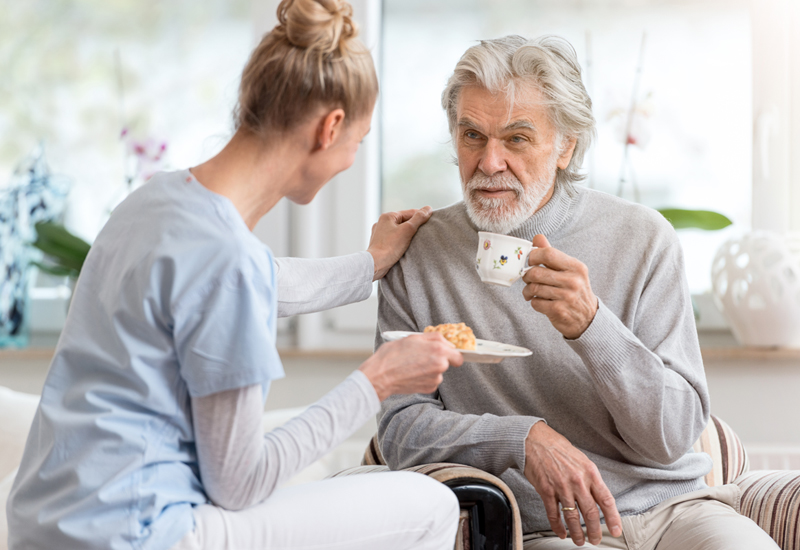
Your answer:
[523,485,779,550]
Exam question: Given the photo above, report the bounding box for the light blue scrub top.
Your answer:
[7,170,284,550]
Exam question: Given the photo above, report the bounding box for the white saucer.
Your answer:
[381,331,533,364]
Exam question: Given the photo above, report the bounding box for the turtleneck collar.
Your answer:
[504,183,578,240]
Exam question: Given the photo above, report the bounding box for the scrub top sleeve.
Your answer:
[173,265,284,398]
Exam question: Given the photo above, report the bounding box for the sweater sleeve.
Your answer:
[565,240,710,465]
[376,270,542,477]
[273,252,374,318]
[192,370,380,510]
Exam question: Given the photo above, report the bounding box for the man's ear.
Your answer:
[557,136,577,170]
[315,108,346,151]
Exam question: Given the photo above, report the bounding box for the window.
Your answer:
[1,0,258,241]
[2,0,302,342]
[9,0,800,347]
[4,0,383,348]
[381,0,752,294]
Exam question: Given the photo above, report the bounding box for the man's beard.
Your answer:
[463,158,556,235]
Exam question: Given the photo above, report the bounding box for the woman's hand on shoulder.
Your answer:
[368,207,432,281]
[359,333,463,401]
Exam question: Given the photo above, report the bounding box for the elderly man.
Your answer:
[376,35,778,549]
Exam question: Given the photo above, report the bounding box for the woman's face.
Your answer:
[288,110,373,205]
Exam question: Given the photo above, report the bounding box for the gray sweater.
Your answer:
[376,184,713,534]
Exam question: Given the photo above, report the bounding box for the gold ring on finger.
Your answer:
[561,506,577,512]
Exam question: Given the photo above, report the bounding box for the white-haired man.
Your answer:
[376,35,779,549]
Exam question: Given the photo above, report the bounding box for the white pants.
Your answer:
[172,471,460,550]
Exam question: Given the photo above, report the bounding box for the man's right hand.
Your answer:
[524,421,623,546]
[360,333,464,401]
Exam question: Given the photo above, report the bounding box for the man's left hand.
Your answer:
[521,234,598,340]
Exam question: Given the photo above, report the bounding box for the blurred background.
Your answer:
[2,0,800,469]
[382,0,751,295]
[0,0,756,294]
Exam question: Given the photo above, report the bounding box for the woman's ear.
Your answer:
[315,108,346,151]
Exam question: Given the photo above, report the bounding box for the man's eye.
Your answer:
[465,131,480,140]
[510,135,525,143]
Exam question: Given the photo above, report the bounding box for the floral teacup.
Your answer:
[475,232,535,286]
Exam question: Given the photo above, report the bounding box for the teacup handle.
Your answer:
[519,247,538,276]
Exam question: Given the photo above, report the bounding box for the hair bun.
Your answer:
[277,0,359,54]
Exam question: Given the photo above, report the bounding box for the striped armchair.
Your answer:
[694,416,800,550]
[331,415,800,550]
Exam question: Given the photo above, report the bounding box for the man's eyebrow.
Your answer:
[457,118,482,130]
[456,119,537,133]
[503,120,536,133]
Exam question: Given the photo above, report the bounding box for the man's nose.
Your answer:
[478,139,508,177]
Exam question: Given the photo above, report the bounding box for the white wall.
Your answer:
[705,357,800,447]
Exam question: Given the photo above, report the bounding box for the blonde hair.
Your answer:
[235,0,378,135]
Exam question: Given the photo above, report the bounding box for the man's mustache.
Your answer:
[466,173,524,198]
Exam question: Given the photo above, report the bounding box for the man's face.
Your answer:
[456,84,574,234]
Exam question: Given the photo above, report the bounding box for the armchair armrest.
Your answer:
[332,463,522,550]
[735,470,800,550]
[444,479,513,550]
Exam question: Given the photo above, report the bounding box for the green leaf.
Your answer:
[30,222,91,274]
[34,222,91,256]
[657,209,733,231]
[31,239,85,271]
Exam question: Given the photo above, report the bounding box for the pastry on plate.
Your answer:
[423,322,476,350]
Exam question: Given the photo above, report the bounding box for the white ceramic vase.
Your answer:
[711,231,800,347]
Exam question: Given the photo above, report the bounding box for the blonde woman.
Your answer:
[6,1,461,548]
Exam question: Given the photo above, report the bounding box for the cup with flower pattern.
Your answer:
[475,232,536,286]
